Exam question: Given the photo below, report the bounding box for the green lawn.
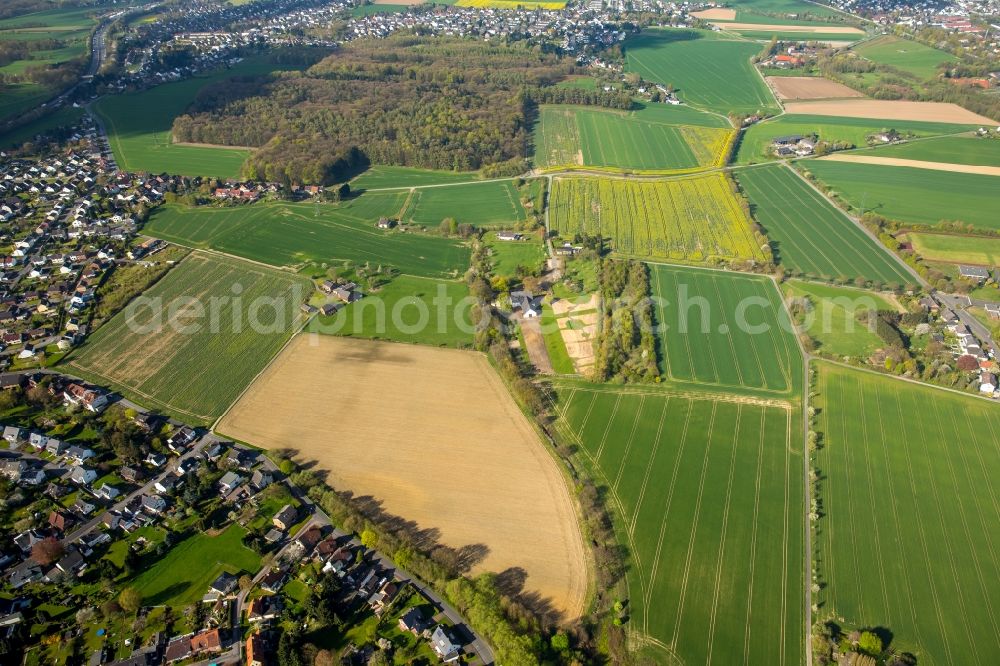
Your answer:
[308,275,474,348]
[649,265,802,395]
[853,35,957,80]
[92,57,302,178]
[736,165,915,287]
[399,180,527,228]
[0,83,54,122]
[350,165,480,189]
[727,30,863,43]
[781,280,890,357]
[532,105,733,171]
[860,135,1000,167]
[553,381,803,665]
[485,235,545,279]
[131,524,261,607]
[728,0,843,17]
[64,251,310,423]
[803,160,1000,231]
[540,308,574,374]
[813,361,1000,664]
[625,29,778,115]
[0,104,83,148]
[906,232,1000,265]
[736,115,978,164]
[144,197,471,279]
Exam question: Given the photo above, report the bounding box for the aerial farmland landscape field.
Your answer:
[2,0,1000,663]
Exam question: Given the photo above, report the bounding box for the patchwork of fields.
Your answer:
[803,160,1000,231]
[649,265,801,394]
[813,362,1000,664]
[144,196,471,278]
[399,180,527,228]
[533,105,733,171]
[66,252,310,423]
[625,29,778,115]
[736,165,916,286]
[554,382,803,665]
[549,174,766,263]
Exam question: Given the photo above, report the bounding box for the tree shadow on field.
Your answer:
[495,566,563,628]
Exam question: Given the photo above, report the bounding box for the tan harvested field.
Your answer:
[218,335,588,619]
[784,99,996,124]
[691,7,736,19]
[557,312,597,373]
[768,76,865,100]
[550,293,598,317]
[712,21,864,34]
[818,153,1000,176]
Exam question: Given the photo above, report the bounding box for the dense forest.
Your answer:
[171,36,618,184]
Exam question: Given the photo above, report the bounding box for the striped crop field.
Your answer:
[66,252,311,423]
[549,175,766,263]
[533,105,734,172]
[649,265,802,395]
[736,165,916,287]
[553,382,803,665]
[813,361,1000,664]
[399,180,528,228]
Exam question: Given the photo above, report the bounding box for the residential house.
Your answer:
[69,466,97,486]
[511,290,542,318]
[54,548,85,577]
[167,426,196,453]
[154,475,178,494]
[376,217,396,230]
[430,626,461,662]
[28,432,48,449]
[48,510,73,532]
[980,372,997,394]
[164,636,192,664]
[225,447,254,470]
[218,471,243,495]
[246,631,268,666]
[369,580,399,614]
[140,494,167,515]
[251,468,273,490]
[190,628,222,654]
[272,504,297,531]
[399,607,428,635]
[259,568,286,593]
[145,452,167,468]
[95,484,121,500]
[66,445,95,465]
[0,459,25,482]
[44,438,67,456]
[959,265,991,282]
[209,572,238,597]
[121,466,144,484]
[2,426,22,445]
[62,383,108,413]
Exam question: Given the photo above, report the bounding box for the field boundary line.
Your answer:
[555,384,792,410]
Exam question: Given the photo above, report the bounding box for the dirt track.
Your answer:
[784,99,996,124]
[768,76,865,101]
[218,335,589,621]
[819,153,1000,176]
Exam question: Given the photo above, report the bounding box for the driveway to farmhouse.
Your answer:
[515,312,554,374]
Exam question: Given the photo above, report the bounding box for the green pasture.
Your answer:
[65,252,310,423]
[736,115,977,164]
[350,165,480,189]
[804,160,1000,231]
[737,165,915,286]
[0,83,54,122]
[625,29,778,115]
[781,280,890,357]
[853,35,957,80]
[727,0,843,17]
[539,308,574,374]
[399,180,527,228]
[308,275,474,348]
[861,135,1000,166]
[727,30,862,42]
[0,105,84,147]
[906,232,1000,266]
[554,381,803,665]
[649,265,801,394]
[144,196,471,279]
[485,235,545,279]
[813,361,1000,664]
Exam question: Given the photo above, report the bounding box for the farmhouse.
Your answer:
[959,265,991,282]
[496,231,524,241]
[511,290,543,318]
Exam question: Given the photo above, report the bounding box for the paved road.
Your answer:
[937,293,999,357]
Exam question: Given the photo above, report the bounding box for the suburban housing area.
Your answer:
[0,0,998,664]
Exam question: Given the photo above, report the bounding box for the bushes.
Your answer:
[593,259,658,383]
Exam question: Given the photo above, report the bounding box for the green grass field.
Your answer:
[485,235,545,279]
[399,180,527,228]
[906,232,1000,265]
[737,165,916,286]
[144,196,471,279]
[0,106,84,148]
[736,115,978,164]
[804,160,1000,231]
[92,57,300,177]
[625,29,777,115]
[65,252,310,423]
[549,174,766,264]
[350,165,480,189]
[540,307,574,374]
[861,135,1000,167]
[533,105,733,171]
[649,265,801,394]
[554,381,803,664]
[728,0,843,17]
[853,35,957,80]
[307,275,474,348]
[813,361,1000,664]
[131,524,260,607]
[780,280,890,357]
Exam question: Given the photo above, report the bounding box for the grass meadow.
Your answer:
[144,196,471,279]
[554,382,803,665]
[65,252,310,423]
[852,35,957,80]
[625,29,778,115]
[532,105,733,171]
[399,180,527,228]
[728,0,843,18]
[780,280,890,357]
[92,57,301,177]
[735,115,978,164]
[0,106,83,148]
[906,232,1000,266]
[803,160,1000,231]
[813,361,1000,664]
[485,235,546,279]
[349,165,480,189]
[860,135,1000,167]
[736,165,916,286]
[549,174,766,263]
[649,265,801,395]
[307,275,474,348]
